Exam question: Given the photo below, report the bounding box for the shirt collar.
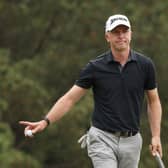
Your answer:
[105,49,137,64]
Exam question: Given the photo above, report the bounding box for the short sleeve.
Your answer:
[75,62,94,89]
[144,59,157,90]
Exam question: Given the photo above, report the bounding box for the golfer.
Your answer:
[20,14,162,168]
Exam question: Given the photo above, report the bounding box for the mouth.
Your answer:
[117,40,125,44]
[116,42,125,46]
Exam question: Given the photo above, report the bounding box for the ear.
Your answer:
[105,33,110,42]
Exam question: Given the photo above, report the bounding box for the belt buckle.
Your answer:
[129,132,133,136]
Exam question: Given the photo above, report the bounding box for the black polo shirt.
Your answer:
[75,50,157,132]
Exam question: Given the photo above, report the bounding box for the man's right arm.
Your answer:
[19,85,87,135]
[46,85,87,123]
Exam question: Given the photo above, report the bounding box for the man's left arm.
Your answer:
[146,88,162,157]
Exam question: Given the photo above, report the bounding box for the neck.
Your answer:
[111,47,130,65]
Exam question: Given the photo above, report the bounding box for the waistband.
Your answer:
[111,131,138,137]
[91,126,138,137]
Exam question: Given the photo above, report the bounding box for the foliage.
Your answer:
[0,122,41,168]
[0,49,49,123]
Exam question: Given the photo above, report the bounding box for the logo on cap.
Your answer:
[110,17,128,25]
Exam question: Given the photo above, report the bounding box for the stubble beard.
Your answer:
[114,44,128,52]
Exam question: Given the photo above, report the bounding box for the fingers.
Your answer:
[31,126,41,135]
[19,121,33,126]
[19,120,46,138]
[150,137,162,157]
[150,145,162,157]
[149,144,157,156]
[19,121,37,138]
[19,121,38,131]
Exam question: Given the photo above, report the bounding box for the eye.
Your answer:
[110,30,119,34]
[123,28,129,33]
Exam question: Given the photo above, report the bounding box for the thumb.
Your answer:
[31,123,45,134]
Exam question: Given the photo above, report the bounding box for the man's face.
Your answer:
[105,25,132,52]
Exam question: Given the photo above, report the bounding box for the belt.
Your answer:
[112,131,138,137]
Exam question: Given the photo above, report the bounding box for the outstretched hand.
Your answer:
[19,120,48,137]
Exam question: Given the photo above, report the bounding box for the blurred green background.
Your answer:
[0,0,168,167]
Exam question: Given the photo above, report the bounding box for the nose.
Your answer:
[118,31,124,38]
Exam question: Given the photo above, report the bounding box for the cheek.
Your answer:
[127,34,132,43]
[129,33,132,41]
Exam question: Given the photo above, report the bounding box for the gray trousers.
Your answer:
[87,126,142,168]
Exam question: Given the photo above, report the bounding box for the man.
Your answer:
[20,14,162,168]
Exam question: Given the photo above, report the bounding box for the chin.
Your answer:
[116,47,127,51]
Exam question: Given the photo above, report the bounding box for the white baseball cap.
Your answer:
[105,14,131,32]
